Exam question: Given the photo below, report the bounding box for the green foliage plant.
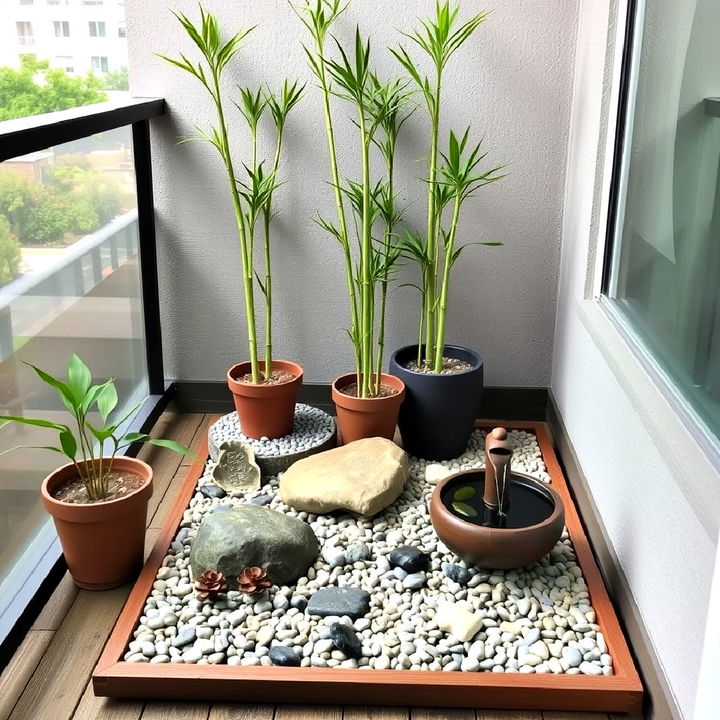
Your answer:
[392,2,505,372]
[0,355,196,502]
[159,7,303,384]
[296,1,413,398]
[0,56,107,121]
[0,215,21,285]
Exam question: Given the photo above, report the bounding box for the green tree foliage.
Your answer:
[0,56,107,121]
[0,164,130,247]
[0,171,38,241]
[0,216,22,286]
[103,66,129,91]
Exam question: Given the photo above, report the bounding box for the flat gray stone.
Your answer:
[306,587,371,618]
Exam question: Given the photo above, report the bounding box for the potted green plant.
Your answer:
[160,6,304,439]
[297,1,412,443]
[0,355,195,590]
[387,2,505,460]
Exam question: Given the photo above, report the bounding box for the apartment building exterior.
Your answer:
[0,0,128,76]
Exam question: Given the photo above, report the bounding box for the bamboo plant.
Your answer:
[392,1,505,372]
[159,7,303,383]
[0,355,195,501]
[297,1,412,398]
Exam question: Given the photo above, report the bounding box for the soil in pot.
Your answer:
[52,471,145,504]
[403,357,473,374]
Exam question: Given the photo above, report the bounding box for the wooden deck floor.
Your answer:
[0,413,641,720]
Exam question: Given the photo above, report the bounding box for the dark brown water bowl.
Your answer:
[429,469,565,569]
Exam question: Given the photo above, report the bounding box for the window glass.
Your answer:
[53,20,69,37]
[608,0,720,436]
[0,126,149,629]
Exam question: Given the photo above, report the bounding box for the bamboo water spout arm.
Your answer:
[484,427,513,515]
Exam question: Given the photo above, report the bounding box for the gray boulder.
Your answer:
[189,505,318,586]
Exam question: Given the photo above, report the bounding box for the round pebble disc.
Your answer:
[208,404,336,476]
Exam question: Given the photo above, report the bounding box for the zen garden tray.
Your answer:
[93,419,642,713]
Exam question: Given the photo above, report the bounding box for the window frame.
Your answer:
[52,20,70,38]
[590,0,720,463]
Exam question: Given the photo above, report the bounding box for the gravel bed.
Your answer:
[126,429,612,676]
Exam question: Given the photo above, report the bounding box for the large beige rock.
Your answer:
[279,438,409,516]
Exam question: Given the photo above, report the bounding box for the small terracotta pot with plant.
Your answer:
[161,7,304,439]
[298,2,408,442]
[0,354,196,590]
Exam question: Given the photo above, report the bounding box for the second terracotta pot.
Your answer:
[227,360,303,440]
[41,457,153,590]
[331,372,405,444]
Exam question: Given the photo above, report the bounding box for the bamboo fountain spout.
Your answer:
[484,427,513,522]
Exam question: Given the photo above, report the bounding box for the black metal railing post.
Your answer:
[132,118,165,396]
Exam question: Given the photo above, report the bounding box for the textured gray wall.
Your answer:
[127,0,578,385]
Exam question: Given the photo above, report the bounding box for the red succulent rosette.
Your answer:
[237,566,272,595]
[194,570,228,601]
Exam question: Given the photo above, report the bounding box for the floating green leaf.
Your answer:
[452,501,477,518]
[452,485,475,501]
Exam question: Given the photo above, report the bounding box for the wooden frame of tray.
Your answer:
[93,420,643,713]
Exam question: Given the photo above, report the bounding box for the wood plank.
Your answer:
[543,713,610,719]
[411,710,475,720]
[276,706,341,720]
[10,587,130,720]
[72,683,143,720]
[141,702,209,720]
[208,705,275,720]
[141,413,206,525]
[478,711,544,719]
[31,572,79,631]
[343,708,409,720]
[0,630,53,720]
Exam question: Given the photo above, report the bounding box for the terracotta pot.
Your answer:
[331,372,405,444]
[41,457,153,590]
[389,344,484,460]
[226,360,303,440]
[429,469,564,569]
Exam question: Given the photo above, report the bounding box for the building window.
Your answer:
[88,21,106,37]
[118,26,126,38]
[81,0,104,5]
[605,0,720,437]
[91,55,109,73]
[53,20,70,37]
[16,22,34,45]
[55,55,73,72]
[20,0,34,6]
[47,0,61,5]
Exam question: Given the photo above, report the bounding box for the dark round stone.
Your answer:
[268,645,301,667]
[389,545,430,573]
[442,563,471,586]
[290,595,308,611]
[329,622,362,659]
[250,494,272,506]
[201,484,227,499]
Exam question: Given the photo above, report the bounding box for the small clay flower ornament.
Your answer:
[194,570,228,601]
[237,566,272,595]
